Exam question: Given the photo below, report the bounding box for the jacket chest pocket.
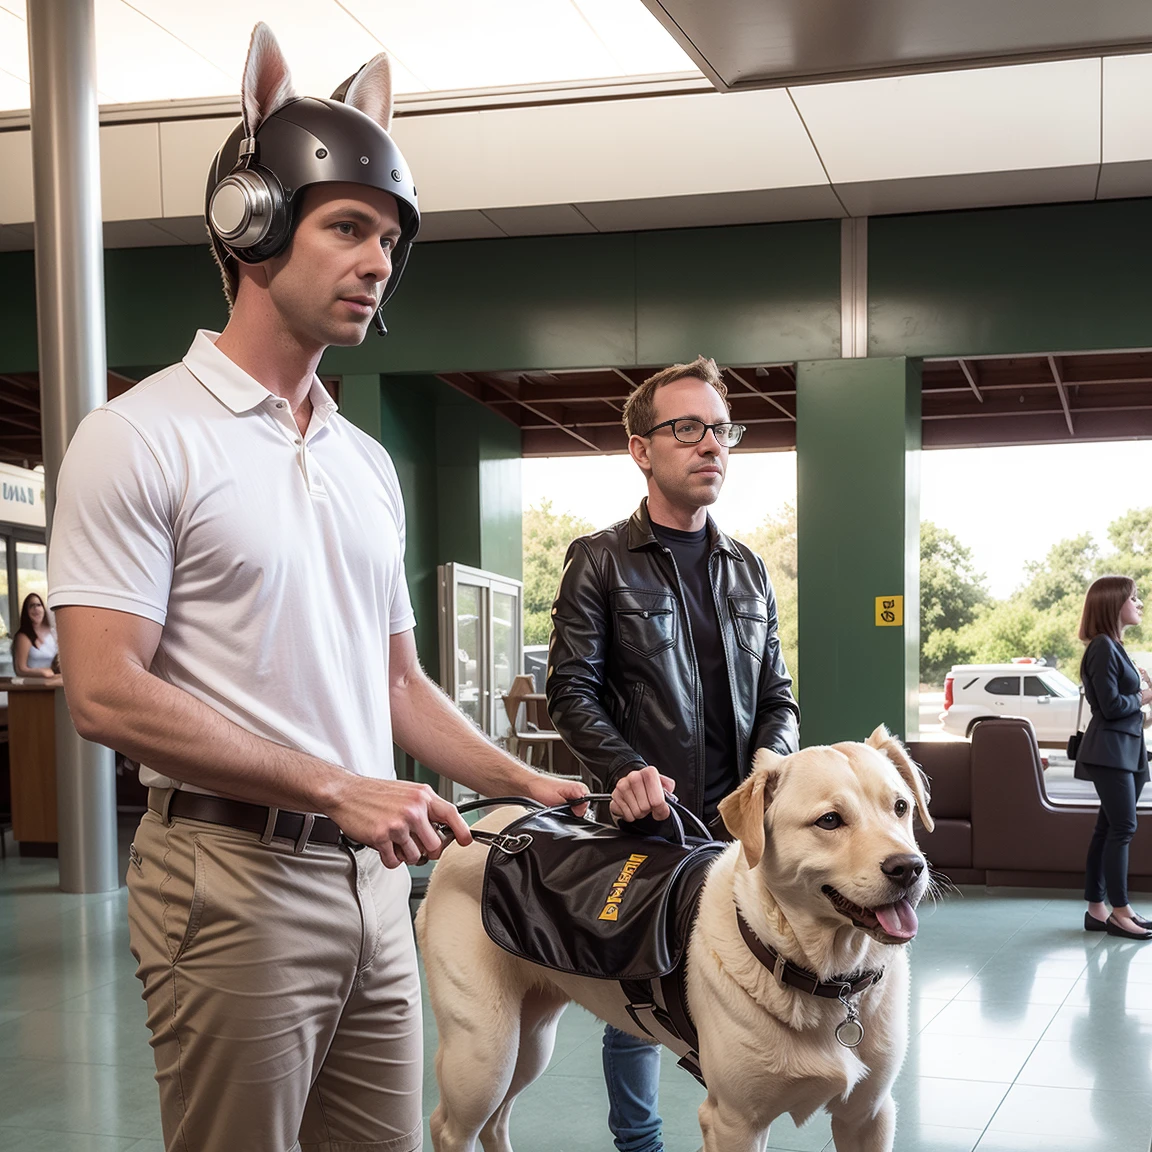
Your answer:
[729,594,768,660]
[612,589,677,657]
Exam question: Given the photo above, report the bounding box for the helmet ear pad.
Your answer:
[207,163,292,265]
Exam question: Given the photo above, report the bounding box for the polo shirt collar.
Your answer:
[183,330,340,425]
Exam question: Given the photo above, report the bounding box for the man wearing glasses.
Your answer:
[547,356,800,1152]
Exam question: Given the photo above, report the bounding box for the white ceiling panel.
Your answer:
[0,222,33,251]
[415,210,507,242]
[1098,159,1152,200]
[836,165,1100,217]
[121,0,425,101]
[1103,53,1152,164]
[100,122,162,221]
[146,215,210,244]
[0,69,28,108]
[102,218,190,248]
[0,4,28,80]
[159,118,238,217]
[340,0,693,92]
[395,89,823,213]
[576,185,845,231]
[792,58,1101,185]
[571,0,699,76]
[482,204,597,237]
[93,0,233,103]
[0,128,32,223]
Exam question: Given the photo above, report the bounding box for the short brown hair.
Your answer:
[622,355,729,439]
[1079,574,1136,644]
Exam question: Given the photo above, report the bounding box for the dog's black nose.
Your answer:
[881,853,925,888]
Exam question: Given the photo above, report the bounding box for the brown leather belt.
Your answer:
[149,788,357,854]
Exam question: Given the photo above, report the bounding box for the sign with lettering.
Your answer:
[0,464,44,528]
[875,596,903,627]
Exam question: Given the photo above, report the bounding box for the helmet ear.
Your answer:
[337,53,395,132]
[242,23,297,136]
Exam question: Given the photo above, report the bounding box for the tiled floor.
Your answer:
[3,829,1152,1152]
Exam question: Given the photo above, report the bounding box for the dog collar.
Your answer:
[735,910,884,999]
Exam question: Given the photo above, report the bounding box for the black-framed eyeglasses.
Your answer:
[639,418,746,448]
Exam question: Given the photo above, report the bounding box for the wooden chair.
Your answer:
[502,673,564,772]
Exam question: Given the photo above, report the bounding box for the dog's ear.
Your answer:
[336,53,395,132]
[866,725,934,832]
[242,23,298,137]
[719,749,783,869]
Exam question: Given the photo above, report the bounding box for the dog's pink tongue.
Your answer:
[875,899,918,940]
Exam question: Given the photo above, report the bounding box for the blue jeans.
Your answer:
[603,1025,663,1152]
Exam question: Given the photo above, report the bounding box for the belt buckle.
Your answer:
[293,814,315,855]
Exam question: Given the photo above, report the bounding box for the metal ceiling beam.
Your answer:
[724,368,795,421]
[487,373,603,453]
[1047,354,1075,436]
[957,359,984,403]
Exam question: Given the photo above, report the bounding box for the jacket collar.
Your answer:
[627,498,743,560]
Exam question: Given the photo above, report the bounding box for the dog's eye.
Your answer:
[895,798,909,817]
[815,812,843,830]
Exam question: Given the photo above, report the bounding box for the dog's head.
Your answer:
[718,725,933,946]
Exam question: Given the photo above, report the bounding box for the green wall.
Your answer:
[869,199,1152,358]
[377,374,523,684]
[0,220,843,378]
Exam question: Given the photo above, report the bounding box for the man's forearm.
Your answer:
[389,667,545,797]
[67,660,354,816]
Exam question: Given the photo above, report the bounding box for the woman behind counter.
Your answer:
[11,592,58,679]
[1078,576,1152,939]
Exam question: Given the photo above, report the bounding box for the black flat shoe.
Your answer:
[1085,911,1108,932]
[1133,913,1152,929]
[1106,914,1152,940]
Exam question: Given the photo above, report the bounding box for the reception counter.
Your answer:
[4,676,62,855]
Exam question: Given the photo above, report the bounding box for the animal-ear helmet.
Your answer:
[205,97,420,308]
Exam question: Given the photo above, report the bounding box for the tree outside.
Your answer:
[921,511,1150,686]
[522,500,594,645]
[738,503,799,694]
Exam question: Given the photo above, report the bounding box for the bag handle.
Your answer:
[530,791,716,847]
[1075,686,1085,734]
[426,791,716,859]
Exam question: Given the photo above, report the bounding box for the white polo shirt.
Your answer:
[48,330,415,791]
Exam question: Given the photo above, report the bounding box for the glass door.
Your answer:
[437,563,524,803]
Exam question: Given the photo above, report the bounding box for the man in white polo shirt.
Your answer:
[47,27,584,1152]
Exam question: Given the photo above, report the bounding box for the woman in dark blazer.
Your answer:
[1078,575,1152,939]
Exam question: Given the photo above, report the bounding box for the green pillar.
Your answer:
[796,357,921,746]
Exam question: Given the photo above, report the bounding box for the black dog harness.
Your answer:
[462,796,884,1085]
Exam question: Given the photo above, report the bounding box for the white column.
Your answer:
[27,0,118,894]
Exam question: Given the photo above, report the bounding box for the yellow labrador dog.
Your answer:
[417,725,933,1152]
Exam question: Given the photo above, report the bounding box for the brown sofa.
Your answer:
[909,717,1152,891]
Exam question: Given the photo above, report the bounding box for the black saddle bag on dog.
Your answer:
[479,795,727,982]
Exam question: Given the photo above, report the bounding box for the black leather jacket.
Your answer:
[546,500,800,817]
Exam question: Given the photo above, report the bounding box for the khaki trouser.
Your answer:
[127,803,423,1152]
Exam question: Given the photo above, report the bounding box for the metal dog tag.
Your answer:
[835,1017,865,1048]
[835,988,865,1048]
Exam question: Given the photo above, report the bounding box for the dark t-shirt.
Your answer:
[650,519,738,821]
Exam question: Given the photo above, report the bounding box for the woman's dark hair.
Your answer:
[1079,575,1136,648]
[16,593,51,646]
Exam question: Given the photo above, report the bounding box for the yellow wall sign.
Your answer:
[875,596,903,627]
